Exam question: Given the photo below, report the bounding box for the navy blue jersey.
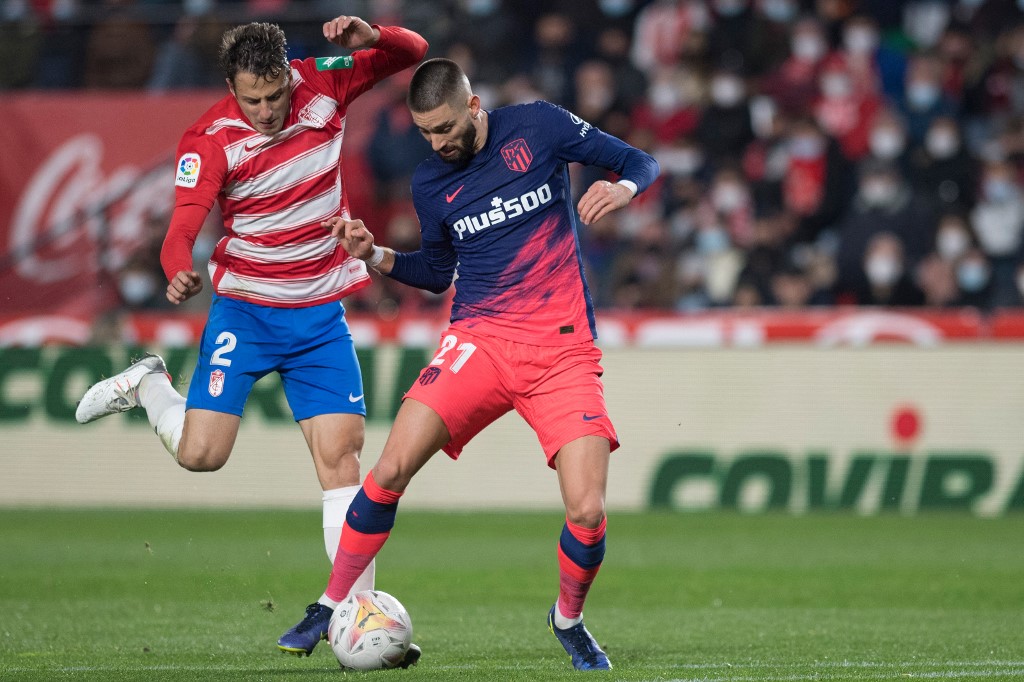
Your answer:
[392,101,659,346]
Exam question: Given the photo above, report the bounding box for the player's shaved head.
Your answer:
[219,22,289,84]
[407,58,472,113]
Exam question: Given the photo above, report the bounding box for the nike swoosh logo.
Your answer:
[348,393,364,403]
[582,413,603,421]
[446,185,465,203]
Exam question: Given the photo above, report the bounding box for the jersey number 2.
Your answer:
[211,331,237,367]
[430,334,476,373]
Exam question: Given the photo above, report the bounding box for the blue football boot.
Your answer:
[547,604,612,671]
[278,602,332,656]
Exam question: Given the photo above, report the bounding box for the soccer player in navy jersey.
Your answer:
[282,58,660,671]
[73,16,426,662]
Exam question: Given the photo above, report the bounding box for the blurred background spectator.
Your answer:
[8,0,1024,315]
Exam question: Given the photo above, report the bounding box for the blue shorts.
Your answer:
[186,295,365,421]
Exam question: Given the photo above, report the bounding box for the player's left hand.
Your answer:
[323,216,375,259]
[577,180,633,226]
[323,15,379,50]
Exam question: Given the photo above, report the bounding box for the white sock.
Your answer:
[554,602,583,629]
[137,372,185,458]
[318,593,340,609]
[323,485,376,593]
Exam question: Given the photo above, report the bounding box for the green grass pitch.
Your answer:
[2,509,1023,681]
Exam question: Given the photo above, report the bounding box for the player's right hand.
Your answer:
[166,270,202,305]
[323,216,375,260]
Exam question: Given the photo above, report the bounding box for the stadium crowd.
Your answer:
[8,0,1024,313]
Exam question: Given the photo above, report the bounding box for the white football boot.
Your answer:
[75,354,169,424]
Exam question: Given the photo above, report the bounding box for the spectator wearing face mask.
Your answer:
[696,67,754,167]
[839,14,907,102]
[863,108,913,175]
[760,15,831,116]
[899,52,959,145]
[932,212,978,264]
[853,232,926,306]
[909,116,978,211]
[954,248,996,309]
[813,55,883,160]
[631,65,702,144]
[970,159,1024,306]
[834,159,938,298]
[779,116,856,243]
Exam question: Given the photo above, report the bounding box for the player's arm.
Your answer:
[322,15,428,103]
[324,216,456,294]
[543,102,660,225]
[163,133,224,304]
[161,203,208,304]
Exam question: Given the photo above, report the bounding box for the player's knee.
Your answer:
[176,441,231,472]
[370,459,412,493]
[565,500,606,529]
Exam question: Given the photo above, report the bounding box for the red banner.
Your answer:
[1,89,387,319]
[0,91,223,316]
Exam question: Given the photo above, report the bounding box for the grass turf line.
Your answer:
[1,510,1022,681]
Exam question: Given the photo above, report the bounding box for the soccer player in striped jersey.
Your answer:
[284,58,660,671]
[74,15,427,662]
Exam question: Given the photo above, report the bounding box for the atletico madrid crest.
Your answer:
[208,369,225,397]
[501,138,533,172]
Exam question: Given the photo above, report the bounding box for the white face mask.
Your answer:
[866,255,902,286]
[861,179,899,207]
[926,129,960,159]
[936,228,970,260]
[712,183,747,212]
[711,77,745,107]
[649,83,681,115]
[792,35,826,62]
[869,128,906,160]
[844,28,878,55]
[820,74,853,99]
[957,260,990,292]
[906,81,941,110]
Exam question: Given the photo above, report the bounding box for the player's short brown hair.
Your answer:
[219,22,288,83]
[407,58,472,113]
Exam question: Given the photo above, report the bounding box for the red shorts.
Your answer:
[403,324,619,468]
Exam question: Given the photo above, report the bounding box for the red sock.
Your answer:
[325,472,402,602]
[556,517,607,619]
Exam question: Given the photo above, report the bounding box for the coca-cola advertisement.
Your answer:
[0,92,221,318]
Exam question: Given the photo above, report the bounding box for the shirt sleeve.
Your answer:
[160,203,209,282]
[540,101,661,196]
[388,173,457,294]
[327,25,428,106]
[173,129,226,211]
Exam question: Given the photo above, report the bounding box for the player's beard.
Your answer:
[439,124,479,166]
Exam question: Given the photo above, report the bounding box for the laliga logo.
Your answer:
[10,134,172,283]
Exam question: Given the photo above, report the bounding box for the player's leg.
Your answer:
[280,326,513,657]
[277,399,448,657]
[513,340,615,670]
[548,435,612,671]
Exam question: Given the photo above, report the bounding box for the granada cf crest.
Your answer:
[501,138,533,172]
[208,369,225,397]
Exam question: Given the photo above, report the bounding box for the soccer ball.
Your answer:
[328,590,413,670]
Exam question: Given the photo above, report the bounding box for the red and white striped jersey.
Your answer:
[165,26,427,308]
